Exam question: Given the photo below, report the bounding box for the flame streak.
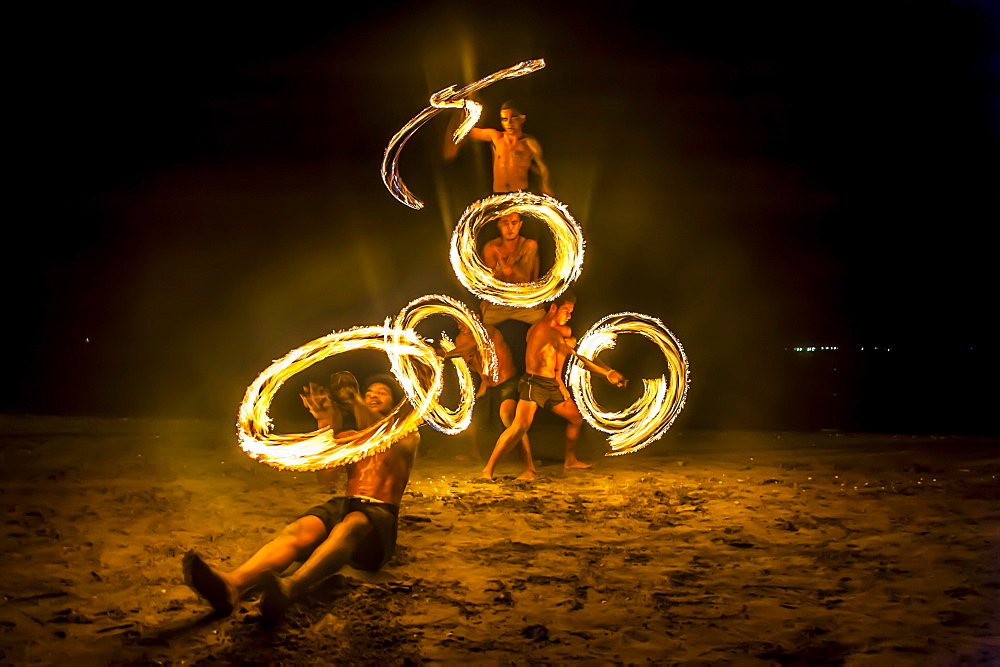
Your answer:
[450,192,584,307]
[391,294,496,435]
[567,313,689,456]
[237,296,497,470]
[237,326,438,471]
[382,59,546,209]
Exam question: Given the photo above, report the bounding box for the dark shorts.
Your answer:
[491,375,520,404]
[518,374,566,410]
[300,497,399,572]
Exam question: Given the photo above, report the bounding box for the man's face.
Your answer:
[552,302,574,326]
[497,213,523,241]
[500,109,525,134]
[364,382,395,416]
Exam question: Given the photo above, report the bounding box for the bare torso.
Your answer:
[490,133,539,193]
[481,236,538,284]
[343,432,419,506]
[525,319,569,378]
[456,324,517,387]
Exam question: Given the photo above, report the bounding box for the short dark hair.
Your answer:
[501,99,525,115]
[551,291,577,308]
[364,373,404,406]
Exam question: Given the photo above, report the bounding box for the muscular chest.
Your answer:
[497,246,525,265]
[493,138,532,165]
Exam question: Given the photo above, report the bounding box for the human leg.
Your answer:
[482,399,537,479]
[551,399,590,469]
[500,397,536,480]
[259,510,373,619]
[183,515,327,615]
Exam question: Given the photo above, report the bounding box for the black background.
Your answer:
[7,0,998,434]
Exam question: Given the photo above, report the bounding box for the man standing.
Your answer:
[183,374,419,621]
[447,319,535,476]
[446,100,552,196]
[482,293,626,480]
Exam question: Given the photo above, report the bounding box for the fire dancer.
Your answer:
[445,318,535,474]
[479,211,545,327]
[183,374,419,621]
[445,99,552,197]
[481,293,626,480]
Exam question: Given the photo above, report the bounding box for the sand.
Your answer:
[0,414,997,665]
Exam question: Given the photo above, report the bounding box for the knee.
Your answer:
[281,517,327,549]
[507,420,530,439]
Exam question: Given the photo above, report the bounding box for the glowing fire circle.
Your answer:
[237,325,442,472]
[450,192,584,308]
[237,295,496,471]
[392,294,497,435]
[567,313,690,456]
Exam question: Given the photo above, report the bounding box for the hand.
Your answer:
[300,382,334,420]
[495,254,513,278]
[606,370,627,388]
[330,371,360,406]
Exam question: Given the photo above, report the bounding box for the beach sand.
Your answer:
[1,415,997,664]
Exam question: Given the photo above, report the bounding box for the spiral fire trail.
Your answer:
[381,59,545,209]
[567,313,689,455]
[392,295,496,435]
[450,192,584,308]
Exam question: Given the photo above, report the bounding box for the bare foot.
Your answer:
[564,460,592,470]
[182,550,239,616]
[479,467,495,480]
[259,571,293,624]
[515,469,538,481]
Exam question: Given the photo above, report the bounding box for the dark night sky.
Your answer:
[7,0,999,433]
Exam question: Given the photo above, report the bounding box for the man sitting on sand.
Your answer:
[482,293,627,480]
[183,373,418,620]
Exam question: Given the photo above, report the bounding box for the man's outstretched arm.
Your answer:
[301,382,346,488]
[564,348,627,387]
[443,99,498,159]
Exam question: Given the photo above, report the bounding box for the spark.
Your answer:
[450,192,584,308]
[382,59,545,209]
[567,313,689,455]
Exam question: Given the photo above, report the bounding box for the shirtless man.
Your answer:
[480,211,545,327]
[183,374,419,621]
[446,100,552,196]
[482,293,626,480]
[446,319,535,476]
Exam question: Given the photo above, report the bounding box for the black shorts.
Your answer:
[518,374,566,410]
[300,497,399,572]
[491,375,520,404]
